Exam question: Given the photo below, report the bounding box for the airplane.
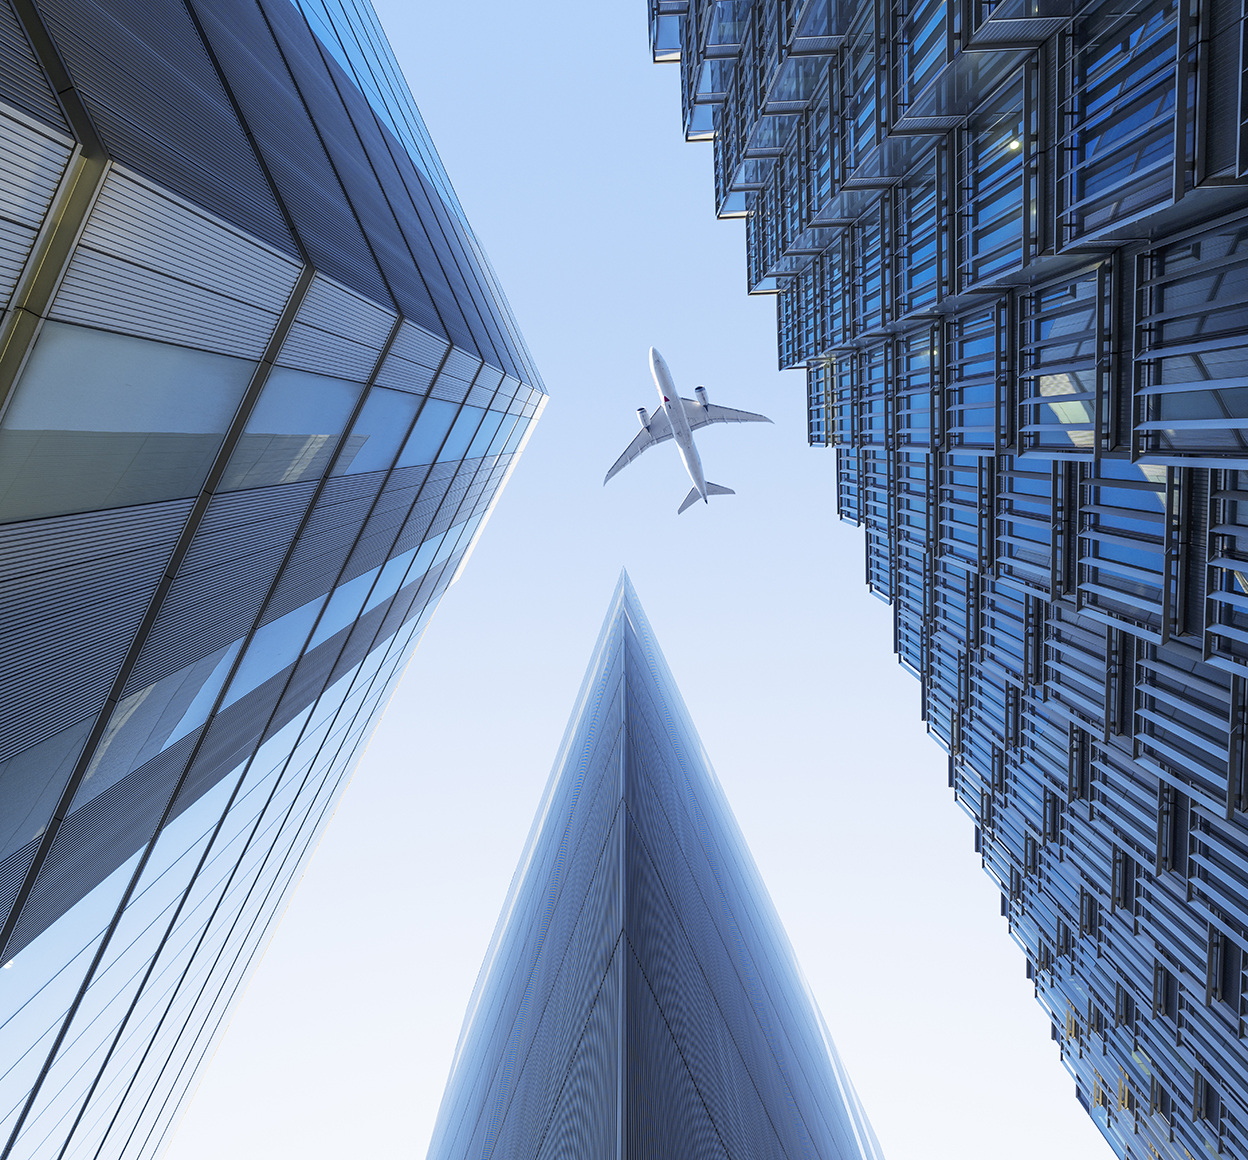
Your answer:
[604,347,772,514]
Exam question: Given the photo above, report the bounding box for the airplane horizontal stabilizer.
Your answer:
[705,482,735,496]
[677,486,702,515]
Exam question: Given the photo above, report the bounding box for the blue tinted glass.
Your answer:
[437,406,485,463]
[465,410,504,459]
[70,640,244,812]
[362,545,418,615]
[332,387,419,475]
[169,641,244,741]
[309,566,380,649]
[396,398,458,467]
[503,416,531,454]
[245,367,361,434]
[486,412,520,457]
[222,597,326,708]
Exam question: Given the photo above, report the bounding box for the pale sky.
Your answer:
[164,5,1109,1159]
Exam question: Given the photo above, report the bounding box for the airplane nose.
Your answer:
[649,346,659,363]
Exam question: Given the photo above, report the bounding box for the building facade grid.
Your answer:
[647,0,1248,1157]
[0,1,544,1156]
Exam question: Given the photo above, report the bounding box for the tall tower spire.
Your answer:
[427,573,883,1160]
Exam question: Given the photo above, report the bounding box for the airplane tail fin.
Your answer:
[677,482,735,514]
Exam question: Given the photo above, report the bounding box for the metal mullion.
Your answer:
[1173,0,1192,204]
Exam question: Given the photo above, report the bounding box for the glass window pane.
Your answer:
[309,566,380,649]
[0,716,93,863]
[0,322,256,522]
[221,598,326,709]
[465,410,505,459]
[437,405,485,463]
[396,397,457,467]
[69,641,244,812]
[331,387,419,476]
[219,367,363,491]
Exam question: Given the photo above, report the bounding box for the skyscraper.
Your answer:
[644,2,1248,1157]
[0,1,543,1156]
[426,573,883,1160]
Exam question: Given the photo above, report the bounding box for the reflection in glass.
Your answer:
[330,387,419,476]
[396,398,457,467]
[219,367,363,491]
[220,599,325,710]
[0,323,256,523]
[70,642,243,812]
[436,405,485,463]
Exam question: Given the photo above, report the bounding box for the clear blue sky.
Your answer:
[165,5,1108,1159]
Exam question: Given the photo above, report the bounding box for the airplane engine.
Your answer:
[637,407,650,429]
[695,385,708,407]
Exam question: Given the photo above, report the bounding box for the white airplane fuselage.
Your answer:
[649,347,707,503]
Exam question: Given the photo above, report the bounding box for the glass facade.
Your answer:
[427,573,884,1160]
[0,1,544,1156]
[646,1,1248,1158]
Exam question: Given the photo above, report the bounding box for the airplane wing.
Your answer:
[603,408,673,485]
[682,399,773,429]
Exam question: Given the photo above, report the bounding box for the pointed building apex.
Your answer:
[427,580,884,1160]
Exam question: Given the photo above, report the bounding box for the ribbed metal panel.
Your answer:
[171,665,288,814]
[429,345,483,404]
[37,0,298,256]
[0,498,193,763]
[464,363,503,409]
[0,103,71,309]
[326,592,397,687]
[493,374,522,411]
[264,640,338,742]
[187,0,394,311]
[258,0,449,340]
[0,1,67,132]
[124,481,318,695]
[50,168,300,358]
[3,725,202,957]
[0,834,37,931]
[258,471,386,626]
[390,463,456,556]
[276,273,397,382]
[338,463,433,582]
[374,319,449,395]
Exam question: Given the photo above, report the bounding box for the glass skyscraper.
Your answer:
[0,1,543,1156]
[645,2,1248,1158]
[427,573,883,1160]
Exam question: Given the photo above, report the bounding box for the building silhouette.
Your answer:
[0,1,542,1156]
[645,1,1248,1157]
[426,573,883,1160]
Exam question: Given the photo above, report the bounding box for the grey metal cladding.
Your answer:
[124,481,319,695]
[465,364,503,409]
[0,105,71,310]
[35,0,298,256]
[373,319,449,394]
[264,4,458,347]
[50,169,301,359]
[338,466,434,581]
[184,0,395,313]
[170,665,291,815]
[257,471,388,626]
[3,725,203,958]
[275,273,397,382]
[0,498,193,763]
[0,0,66,131]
